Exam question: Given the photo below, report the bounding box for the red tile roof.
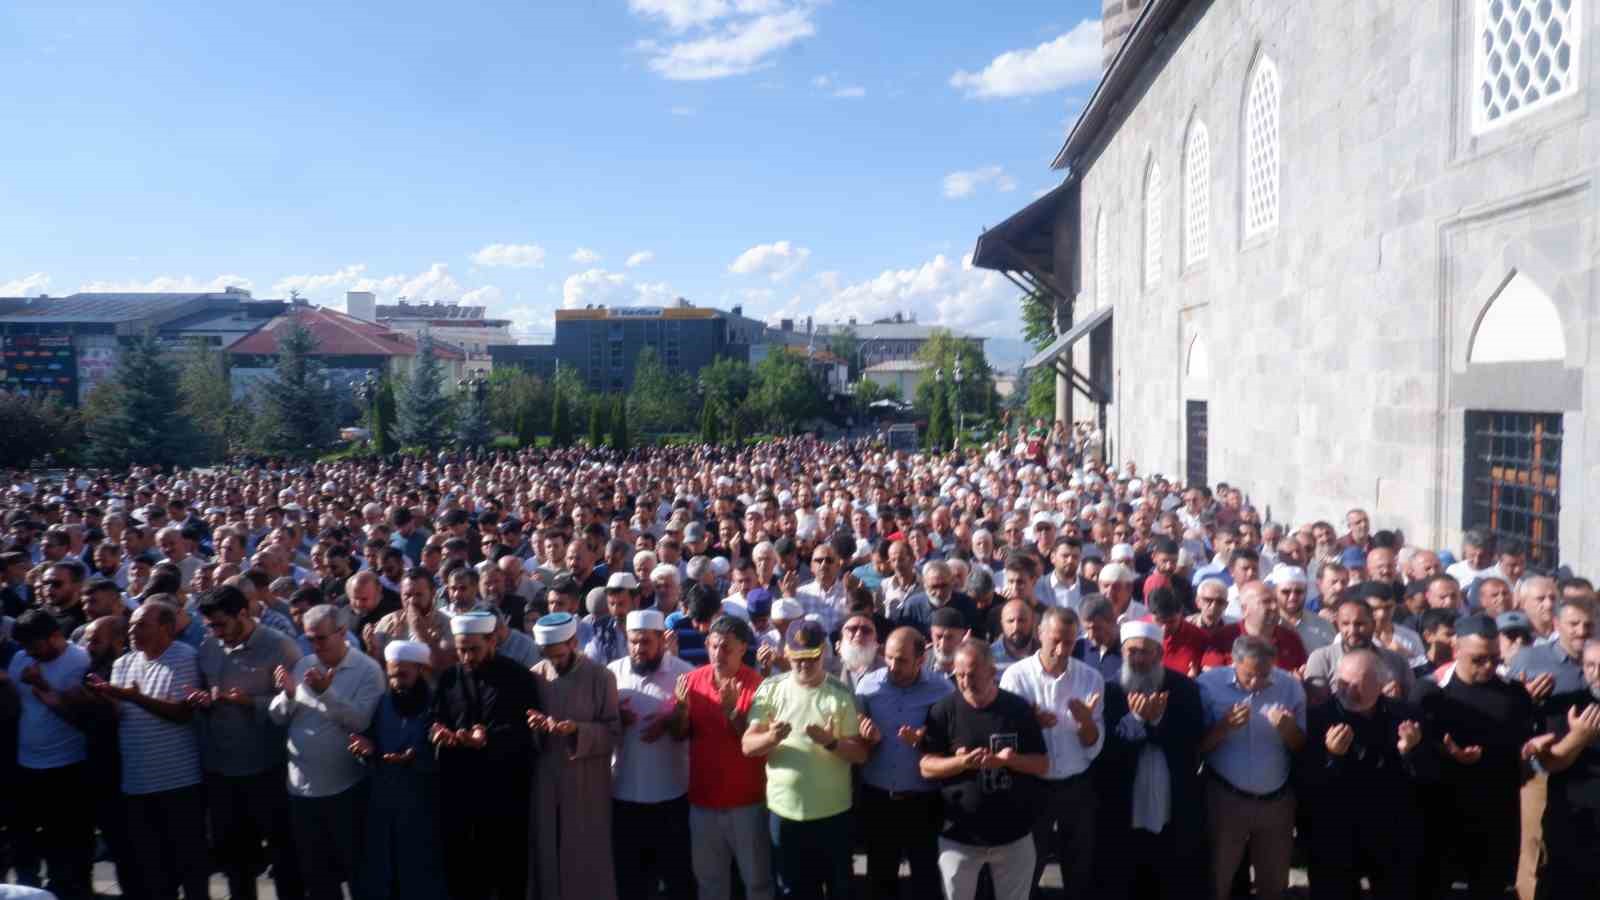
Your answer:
[227,305,465,359]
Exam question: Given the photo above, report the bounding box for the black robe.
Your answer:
[430,653,540,900]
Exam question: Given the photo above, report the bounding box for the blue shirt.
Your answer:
[1506,641,1585,696]
[1197,666,1306,795]
[9,644,91,769]
[855,667,954,793]
[1072,638,1122,683]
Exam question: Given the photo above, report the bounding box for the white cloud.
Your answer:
[470,242,547,269]
[460,285,504,305]
[78,274,254,293]
[0,272,50,295]
[950,20,1102,99]
[625,250,656,268]
[812,73,864,98]
[638,6,816,81]
[562,268,677,310]
[813,254,1020,336]
[272,264,368,298]
[728,240,811,281]
[627,0,782,31]
[942,165,1017,199]
[570,247,602,264]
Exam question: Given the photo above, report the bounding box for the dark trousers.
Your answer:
[1425,798,1518,900]
[613,795,695,900]
[290,784,365,900]
[1096,826,1200,900]
[769,811,852,900]
[1031,774,1095,900]
[13,763,94,900]
[125,784,211,900]
[441,773,530,900]
[860,785,940,900]
[96,788,139,900]
[209,769,304,900]
[1305,808,1419,900]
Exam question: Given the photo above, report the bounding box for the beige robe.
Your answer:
[529,654,621,900]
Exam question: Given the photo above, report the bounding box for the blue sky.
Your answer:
[0,1,1105,366]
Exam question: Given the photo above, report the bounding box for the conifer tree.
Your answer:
[394,334,452,450]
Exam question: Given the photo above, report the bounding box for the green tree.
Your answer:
[747,350,822,435]
[1024,366,1056,422]
[370,376,397,455]
[588,395,608,448]
[925,380,951,450]
[85,333,202,468]
[825,327,862,380]
[851,378,897,416]
[913,329,995,428]
[487,368,548,447]
[628,347,693,434]
[394,334,453,450]
[549,388,569,448]
[698,398,721,445]
[610,395,629,452]
[0,392,81,467]
[455,386,492,449]
[252,322,338,458]
[1019,290,1059,424]
[176,338,238,459]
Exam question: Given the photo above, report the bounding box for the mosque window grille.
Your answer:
[1473,0,1582,133]
[1144,161,1164,289]
[1243,56,1280,240]
[1463,409,1562,570]
[1183,121,1211,266]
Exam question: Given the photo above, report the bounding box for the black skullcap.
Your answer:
[1454,613,1498,640]
[930,606,967,630]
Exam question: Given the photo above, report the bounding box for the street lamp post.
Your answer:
[457,371,489,454]
[952,360,964,450]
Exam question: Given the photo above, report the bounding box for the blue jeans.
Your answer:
[769,810,852,899]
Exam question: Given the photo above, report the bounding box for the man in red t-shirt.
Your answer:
[670,615,774,900]
[1147,585,1208,677]
[1200,580,1308,672]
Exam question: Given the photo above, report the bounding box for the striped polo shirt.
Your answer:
[112,641,203,795]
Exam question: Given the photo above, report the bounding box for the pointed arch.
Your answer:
[1183,117,1211,266]
[1186,332,1211,380]
[1143,156,1163,289]
[1468,270,1567,364]
[1243,53,1280,239]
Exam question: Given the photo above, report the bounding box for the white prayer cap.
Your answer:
[450,611,496,636]
[1098,562,1136,585]
[710,557,731,577]
[1266,564,1308,587]
[1110,543,1136,563]
[625,609,667,632]
[384,639,432,666]
[533,612,578,645]
[719,601,751,622]
[1120,621,1163,646]
[771,597,804,621]
[606,572,640,591]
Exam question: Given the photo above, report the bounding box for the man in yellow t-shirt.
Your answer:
[743,620,868,899]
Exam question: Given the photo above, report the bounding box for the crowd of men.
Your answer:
[0,428,1596,900]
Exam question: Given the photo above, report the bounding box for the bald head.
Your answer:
[1334,649,1382,713]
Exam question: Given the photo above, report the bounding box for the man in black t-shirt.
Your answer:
[919,638,1049,900]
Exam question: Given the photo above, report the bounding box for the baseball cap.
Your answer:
[784,620,827,660]
[684,522,707,542]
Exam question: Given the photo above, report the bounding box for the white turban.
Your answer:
[1120,621,1164,646]
[1266,564,1308,587]
[533,612,578,645]
[450,611,495,636]
[383,639,432,666]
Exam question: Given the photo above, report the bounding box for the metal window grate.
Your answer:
[1464,410,1562,569]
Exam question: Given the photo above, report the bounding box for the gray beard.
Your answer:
[932,648,956,670]
[840,642,878,672]
[1121,660,1166,694]
[1590,682,1600,703]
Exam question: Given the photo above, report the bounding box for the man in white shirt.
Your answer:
[609,609,696,900]
[999,607,1104,900]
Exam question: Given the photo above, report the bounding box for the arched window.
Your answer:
[1144,160,1163,288]
[1095,210,1111,307]
[1183,120,1211,266]
[1473,0,1583,133]
[1243,55,1280,239]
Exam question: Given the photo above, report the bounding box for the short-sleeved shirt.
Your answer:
[748,673,860,821]
[196,624,303,777]
[922,688,1047,847]
[10,644,91,769]
[855,667,953,793]
[112,642,204,795]
[1202,624,1308,672]
[609,653,695,804]
[1506,642,1585,697]
[1160,619,1210,676]
[683,664,766,809]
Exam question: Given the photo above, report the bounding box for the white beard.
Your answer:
[840,642,879,673]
